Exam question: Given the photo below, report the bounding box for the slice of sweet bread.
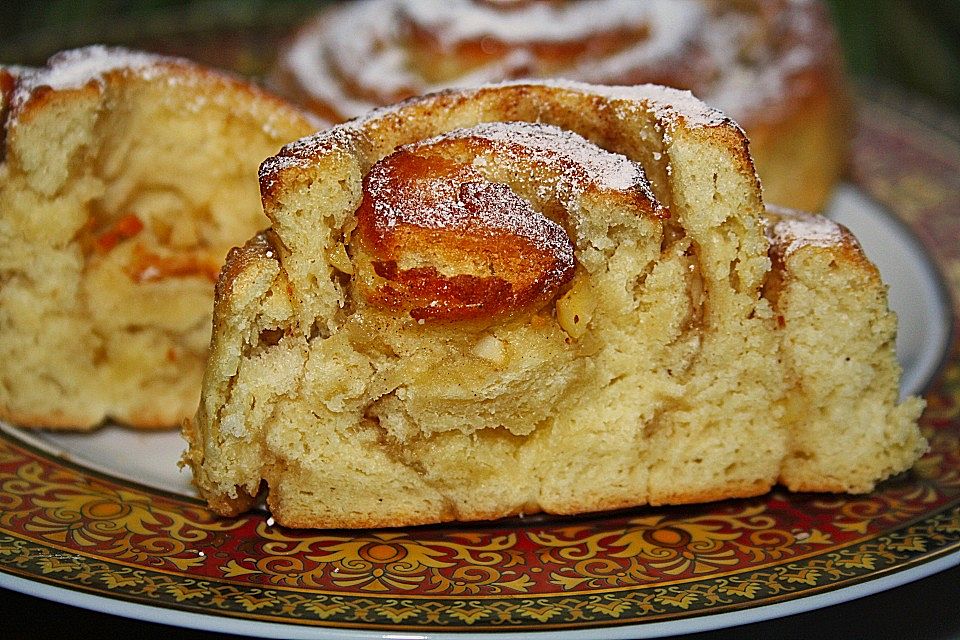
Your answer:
[763,206,926,492]
[182,81,924,528]
[0,46,318,429]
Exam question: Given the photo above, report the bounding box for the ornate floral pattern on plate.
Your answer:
[1,89,959,633]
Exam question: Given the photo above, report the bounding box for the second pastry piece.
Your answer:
[0,47,317,429]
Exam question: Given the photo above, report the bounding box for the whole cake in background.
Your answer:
[0,46,318,429]
[272,0,851,212]
[183,81,923,530]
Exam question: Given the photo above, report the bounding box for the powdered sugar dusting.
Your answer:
[767,208,853,258]
[278,0,836,125]
[8,45,316,141]
[27,46,165,92]
[8,46,185,126]
[259,79,727,194]
[282,1,411,118]
[425,121,659,207]
[366,159,572,265]
[358,120,662,287]
[529,78,728,128]
[401,0,698,47]
[359,140,577,314]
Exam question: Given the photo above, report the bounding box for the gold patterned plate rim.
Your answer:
[2,89,960,639]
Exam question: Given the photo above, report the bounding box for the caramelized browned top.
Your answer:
[351,121,660,322]
[762,205,880,310]
[355,149,575,321]
[764,205,863,263]
[0,67,16,102]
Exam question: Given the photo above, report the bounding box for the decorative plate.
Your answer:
[1,88,959,639]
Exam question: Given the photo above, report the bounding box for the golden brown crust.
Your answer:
[764,205,880,282]
[259,80,748,201]
[647,479,775,507]
[213,232,283,315]
[8,48,317,134]
[354,149,575,321]
[0,409,182,431]
[0,66,21,155]
[0,66,16,104]
[267,480,779,530]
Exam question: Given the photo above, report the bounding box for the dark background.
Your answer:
[1,0,959,110]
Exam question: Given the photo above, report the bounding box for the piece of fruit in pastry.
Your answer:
[183,82,924,528]
[0,46,318,429]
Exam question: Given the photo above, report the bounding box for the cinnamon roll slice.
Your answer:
[183,82,922,528]
[0,46,318,429]
[272,0,850,212]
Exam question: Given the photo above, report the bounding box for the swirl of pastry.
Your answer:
[186,81,919,528]
[353,121,661,321]
[273,0,849,212]
[190,80,766,524]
